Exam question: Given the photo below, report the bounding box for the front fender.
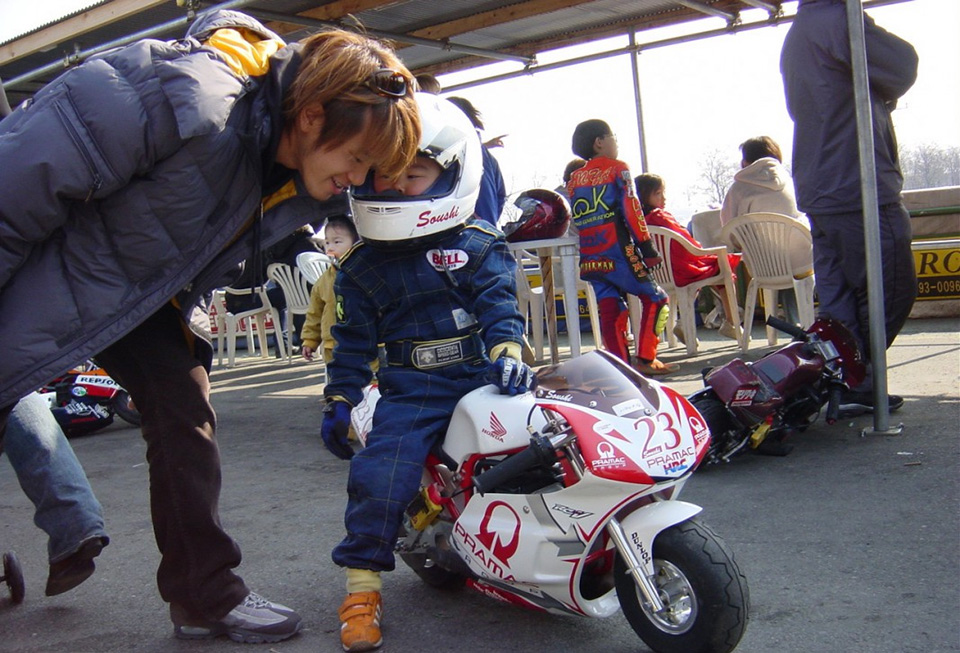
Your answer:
[617,500,702,576]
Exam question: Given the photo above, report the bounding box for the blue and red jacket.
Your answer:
[567,157,658,287]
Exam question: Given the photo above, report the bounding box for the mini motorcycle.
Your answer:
[354,350,749,653]
[36,362,141,437]
[689,316,866,464]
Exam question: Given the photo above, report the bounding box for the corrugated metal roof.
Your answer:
[0,0,802,107]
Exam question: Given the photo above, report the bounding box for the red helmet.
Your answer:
[503,189,571,242]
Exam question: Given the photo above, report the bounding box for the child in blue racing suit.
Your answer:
[320,93,533,653]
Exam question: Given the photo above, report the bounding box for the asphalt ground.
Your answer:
[1,317,958,653]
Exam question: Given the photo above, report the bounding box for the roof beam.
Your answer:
[406,0,596,42]
[737,0,781,15]
[670,0,739,23]
[248,8,536,64]
[264,0,403,36]
[415,3,736,76]
[0,0,168,66]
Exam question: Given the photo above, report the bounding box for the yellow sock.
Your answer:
[345,568,382,594]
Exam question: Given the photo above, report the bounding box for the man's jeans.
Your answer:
[3,392,107,563]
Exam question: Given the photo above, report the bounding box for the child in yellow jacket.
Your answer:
[300,215,358,364]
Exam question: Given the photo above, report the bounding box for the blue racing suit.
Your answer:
[323,218,525,571]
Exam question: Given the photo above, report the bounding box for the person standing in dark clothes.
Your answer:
[447,96,508,226]
[781,0,918,415]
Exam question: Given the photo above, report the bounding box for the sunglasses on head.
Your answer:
[364,69,408,99]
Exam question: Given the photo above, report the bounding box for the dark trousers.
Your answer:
[808,203,916,383]
[96,303,248,620]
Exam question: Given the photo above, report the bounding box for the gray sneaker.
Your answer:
[172,592,302,643]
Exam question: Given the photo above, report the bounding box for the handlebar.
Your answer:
[825,384,844,424]
[472,434,557,495]
[765,315,808,341]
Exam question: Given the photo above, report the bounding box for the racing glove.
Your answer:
[488,342,535,396]
[321,399,354,460]
[638,239,663,271]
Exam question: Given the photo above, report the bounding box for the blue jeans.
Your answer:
[3,392,108,563]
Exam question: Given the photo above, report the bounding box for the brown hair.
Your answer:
[284,30,421,180]
[739,136,782,164]
[634,173,663,214]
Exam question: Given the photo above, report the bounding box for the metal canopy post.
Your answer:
[844,0,902,436]
[628,32,649,173]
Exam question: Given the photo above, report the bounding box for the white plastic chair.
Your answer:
[689,209,723,248]
[267,263,312,364]
[642,225,742,356]
[513,254,546,361]
[552,255,601,354]
[295,251,333,286]
[719,212,815,352]
[211,287,285,368]
[513,250,600,362]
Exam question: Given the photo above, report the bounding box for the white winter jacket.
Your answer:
[720,158,811,276]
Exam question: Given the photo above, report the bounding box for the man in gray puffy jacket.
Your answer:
[781,0,918,415]
[0,10,420,643]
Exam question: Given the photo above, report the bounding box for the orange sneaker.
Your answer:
[338,591,383,652]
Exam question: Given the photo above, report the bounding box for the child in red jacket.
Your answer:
[635,173,740,341]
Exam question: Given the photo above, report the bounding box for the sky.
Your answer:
[1,0,957,220]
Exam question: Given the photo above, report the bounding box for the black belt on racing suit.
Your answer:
[384,332,484,370]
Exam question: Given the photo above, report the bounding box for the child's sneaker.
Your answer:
[338,591,383,652]
[171,592,302,643]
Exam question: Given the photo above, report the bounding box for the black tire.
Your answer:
[689,392,733,463]
[615,519,749,653]
[112,390,141,427]
[3,552,26,604]
[397,527,466,590]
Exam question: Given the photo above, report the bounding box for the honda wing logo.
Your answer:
[481,413,507,442]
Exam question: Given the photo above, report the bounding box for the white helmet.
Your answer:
[351,92,482,248]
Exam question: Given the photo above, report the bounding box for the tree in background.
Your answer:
[691,148,739,207]
[900,143,960,190]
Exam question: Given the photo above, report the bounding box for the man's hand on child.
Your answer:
[321,400,354,460]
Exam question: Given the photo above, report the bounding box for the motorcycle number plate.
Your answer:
[730,386,759,407]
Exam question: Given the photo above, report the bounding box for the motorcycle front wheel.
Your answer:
[615,518,748,653]
[689,392,734,463]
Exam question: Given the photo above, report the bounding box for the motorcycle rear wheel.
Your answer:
[397,527,466,590]
[112,391,141,427]
[615,519,748,653]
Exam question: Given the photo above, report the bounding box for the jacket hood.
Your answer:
[187,9,282,44]
[733,157,789,192]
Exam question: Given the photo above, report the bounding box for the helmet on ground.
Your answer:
[503,188,571,242]
[351,92,482,248]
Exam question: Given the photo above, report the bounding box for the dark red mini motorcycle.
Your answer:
[689,316,866,463]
